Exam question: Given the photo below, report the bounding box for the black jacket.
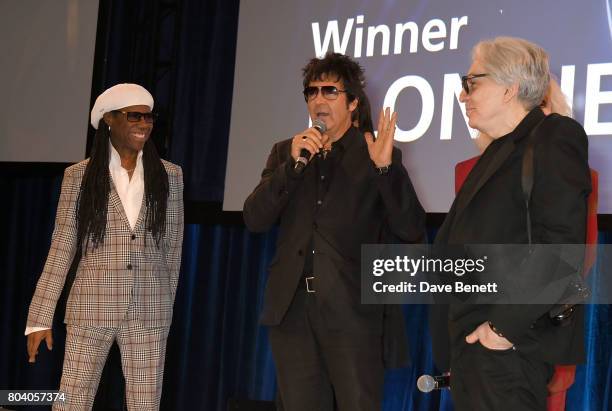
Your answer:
[244,126,425,367]
[432,108,591,370]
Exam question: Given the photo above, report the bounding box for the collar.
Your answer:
[330,126,360,152]
[492,107,546,146]
[108,140,143,171]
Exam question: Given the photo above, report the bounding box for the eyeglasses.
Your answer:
[303,86,347,102]
[461,74,488,94]
[112,110,157,124]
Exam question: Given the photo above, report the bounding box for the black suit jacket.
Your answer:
[244,126,425,367]
[432,108,591,369]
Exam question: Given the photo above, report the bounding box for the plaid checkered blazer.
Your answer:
[27,158,184,329]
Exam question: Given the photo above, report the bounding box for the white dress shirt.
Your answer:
[108,142,144,229]
[25,142,144,335]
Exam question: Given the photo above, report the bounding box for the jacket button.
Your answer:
[127,264,133,270]
[313,222,318,229]
[298,250,303,256]
[131,234,136,240]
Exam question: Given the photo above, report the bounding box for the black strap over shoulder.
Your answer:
[521,116,547,245]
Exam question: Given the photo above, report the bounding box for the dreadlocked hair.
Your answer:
[77,119,169,254]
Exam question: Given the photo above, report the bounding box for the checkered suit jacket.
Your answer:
[27,158,184,329]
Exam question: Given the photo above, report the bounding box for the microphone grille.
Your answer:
[313,119,327,133]
[417,375,436,393]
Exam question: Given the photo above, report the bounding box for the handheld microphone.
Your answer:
[417,373,451,393]
[294,119,327,172]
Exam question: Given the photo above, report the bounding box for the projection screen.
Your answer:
[225,0,612,213]
[0,0,99,163]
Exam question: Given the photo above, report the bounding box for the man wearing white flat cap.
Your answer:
[25,83,184,410]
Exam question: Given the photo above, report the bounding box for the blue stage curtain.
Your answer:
[0,171,64,391]
[566,231,612,411]
[161,225,279,409]
[168,0,240,202]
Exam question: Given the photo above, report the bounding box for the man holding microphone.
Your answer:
[244,52,425,410]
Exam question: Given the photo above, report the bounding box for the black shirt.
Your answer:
[301,129,351,276]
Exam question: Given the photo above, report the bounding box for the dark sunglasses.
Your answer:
[303,85,347,102]
[461,73,488,94]
[112,110,157,123]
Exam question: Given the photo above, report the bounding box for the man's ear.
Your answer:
[102,112,114,128]
[503,83,519,103]
[349,97,359,113]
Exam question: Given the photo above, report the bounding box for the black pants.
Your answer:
[268,288,384,411]
[450,341,554,411]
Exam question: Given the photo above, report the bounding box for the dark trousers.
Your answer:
[450,341,554,411]
[268,288,384,411]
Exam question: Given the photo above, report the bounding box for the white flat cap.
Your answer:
[90,83,154,129]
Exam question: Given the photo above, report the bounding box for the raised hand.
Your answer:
[365,107,397,167]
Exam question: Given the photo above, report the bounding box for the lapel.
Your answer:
[109,173,146,233]
[453,137,516,220]
[452,107,545,221]
[133,194,147,231]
